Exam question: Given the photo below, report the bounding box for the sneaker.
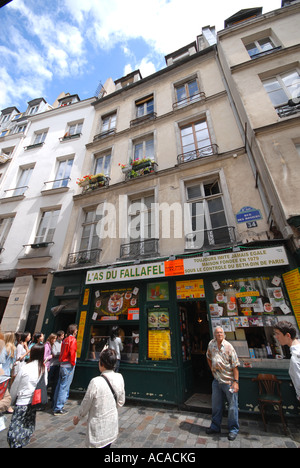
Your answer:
[53,409,68,416]
[228,432,238,441]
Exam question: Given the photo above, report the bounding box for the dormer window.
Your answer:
[58,94,80,107]
[29,105,39,115]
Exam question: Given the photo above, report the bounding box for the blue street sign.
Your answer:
[236,206,262,224]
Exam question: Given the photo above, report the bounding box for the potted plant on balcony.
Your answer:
[119,163,132,174]
[131,158,153,170]
[76,175,92,187]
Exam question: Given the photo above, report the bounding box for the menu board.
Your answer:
[147,307,171,360]
[148,330,171,360]
[176,279,205,299]
[283,268,300,329]
[93,287,139,319]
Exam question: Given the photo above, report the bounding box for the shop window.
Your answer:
[86,286,140,363]
[209,275,297,363]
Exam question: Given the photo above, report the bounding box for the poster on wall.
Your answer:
[283,268,300,330]
[147,282,169,301]
[148,307,171,360]
[93,287,139,319]
[176,279,205,299]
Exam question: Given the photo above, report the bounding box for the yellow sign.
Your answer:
[283,268,300,329]
[77,311,87,358]
[148,330,171,360]
[83,288,90,305]
[176,279,205,299]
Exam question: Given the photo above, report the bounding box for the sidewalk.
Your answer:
[0,397,299,449]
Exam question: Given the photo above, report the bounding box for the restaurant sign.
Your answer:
[86,246,289,284]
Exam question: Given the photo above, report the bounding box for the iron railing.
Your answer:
[173,91,206,110]
[177,144,218,164]
[185,226,236,250]
[65,248,101,269]
[276,101,300,118]
[120,238,159,259]
[130,112,157,127]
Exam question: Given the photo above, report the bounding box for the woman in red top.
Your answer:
[52,324,77,416]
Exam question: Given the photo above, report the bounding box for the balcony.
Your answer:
[123,159,158,181]
[173,92,206,110]
[177,144,218,164]
[130,112,157,127]
[93,128,116,141]
[77,174,110,193]
[65,248,101,269]
[185,226,236,250]
[120,238,159,259]
[276,100,300,118]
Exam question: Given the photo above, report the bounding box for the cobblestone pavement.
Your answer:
[0,397,299,449]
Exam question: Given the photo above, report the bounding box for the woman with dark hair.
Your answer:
[73,348,125,448]
[14,332,31,377]
[108,326,123,372]
[7,344,47,448]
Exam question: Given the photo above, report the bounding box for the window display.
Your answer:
[209,275,298,361]
[87,324,139,363]
[93,286,139,320]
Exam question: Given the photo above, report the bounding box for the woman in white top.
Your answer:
[7,343,48,448]
[14,332,31,377]
[73,348,125,448]
[108,326,123,372]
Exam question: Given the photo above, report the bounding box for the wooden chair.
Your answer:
[252,373,288,435]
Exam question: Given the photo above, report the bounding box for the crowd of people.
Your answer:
[0,325,125,448]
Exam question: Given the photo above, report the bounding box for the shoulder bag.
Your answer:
[31,372,48,410]
[100,374,117,404]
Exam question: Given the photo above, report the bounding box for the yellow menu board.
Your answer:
[283,268,300,329]
[148,330,171,360]
[77,311,87,358]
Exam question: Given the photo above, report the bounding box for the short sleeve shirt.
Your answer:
[206,339,240,384]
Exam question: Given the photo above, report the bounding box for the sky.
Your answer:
[0,0,281,111]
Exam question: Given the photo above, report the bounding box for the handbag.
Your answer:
[31,372,48,410]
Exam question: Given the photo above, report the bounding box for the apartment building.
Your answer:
[38,11,299,412]
[0,93,96,333]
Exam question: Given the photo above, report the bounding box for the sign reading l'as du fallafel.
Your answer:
[85,246,289,284]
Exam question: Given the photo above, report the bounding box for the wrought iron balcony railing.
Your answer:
[177,144,218,164]
[185,225,236,250]
[65,248,101,269]
[120,238,159,259]
[130,112,157,127]
[173,91,206,110]
[276,101,300,118]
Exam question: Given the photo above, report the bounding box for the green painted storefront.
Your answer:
[41,245,300,416]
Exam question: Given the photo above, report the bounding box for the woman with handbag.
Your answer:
[7,344,48,448]
[73,348,125,448]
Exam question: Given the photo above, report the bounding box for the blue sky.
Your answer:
[0,0,281,111]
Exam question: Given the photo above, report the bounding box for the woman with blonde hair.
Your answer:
[0,332,16,414]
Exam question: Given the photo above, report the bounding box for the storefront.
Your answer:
[42,244,300,415]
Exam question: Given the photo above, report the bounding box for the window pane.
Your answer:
[176,85,186,102]
[246,43,259,57]
[187,185,201,200]
[188,80,199,96]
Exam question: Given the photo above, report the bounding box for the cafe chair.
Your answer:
[252,373,288,435]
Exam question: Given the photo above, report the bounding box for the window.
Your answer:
[68,121,83,136]
[128,194,155,242]
[179,120,212,161]
[1,114,10,124]
[0,216,14,248]
[101,113,116,133]
[135,95,154,118]
[29,105,39,115]
[0,130,9,138]
[13,167,33,196]
[263,70,300,108]
[94,152,111,176]
[133,136,154,161]
[246,37,276,58]
[185,179,233,249]
[53,158,73,188]
[34,209,60,244]
[79,209,102,252]
[33,131,47,145]
[175,79,200,107]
